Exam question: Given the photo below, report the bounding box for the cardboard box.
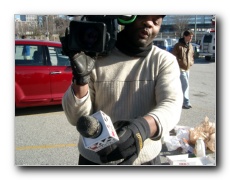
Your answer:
[166,154,215,166]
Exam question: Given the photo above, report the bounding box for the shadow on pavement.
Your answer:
[194,57,215,64]
[15,105,63,116]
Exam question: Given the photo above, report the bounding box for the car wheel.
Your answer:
[205,56,211,61]
[194,52,199,58]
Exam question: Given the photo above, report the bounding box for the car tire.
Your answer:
[194,52,199,58]
[205,56,211,61]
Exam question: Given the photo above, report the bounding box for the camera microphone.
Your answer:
[76,111,119,152]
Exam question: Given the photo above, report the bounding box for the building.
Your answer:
[159,15,215,41]
[161,15,214,32]
[18,15,38,22]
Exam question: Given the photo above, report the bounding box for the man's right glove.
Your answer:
[98,117,151,165]
[70,53,95,85]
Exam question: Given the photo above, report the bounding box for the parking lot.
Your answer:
[15,57,216,166]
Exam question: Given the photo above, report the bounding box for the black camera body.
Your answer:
[60,15,120,57]
[68,21,107,53]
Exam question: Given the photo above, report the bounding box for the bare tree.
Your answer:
[15,15,71,40]
[54,16,70,36]
[173,15,191,37]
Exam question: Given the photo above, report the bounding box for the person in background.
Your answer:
[172,30,194,109]
[62,15,183,165]
[21,35,30,60]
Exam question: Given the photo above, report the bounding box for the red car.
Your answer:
[15,39,72,108]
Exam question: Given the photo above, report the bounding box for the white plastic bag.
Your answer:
[164,136,181,151]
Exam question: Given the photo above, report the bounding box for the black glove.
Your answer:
[99,117,150,165]
[59,27,95,85]
[70,53,95,85]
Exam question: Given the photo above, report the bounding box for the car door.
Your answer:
[46,46,72,102]
[15,44,52,107]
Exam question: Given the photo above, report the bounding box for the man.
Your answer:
[172,30,194,109]
[62,15,183,165]
[21,35,30,60]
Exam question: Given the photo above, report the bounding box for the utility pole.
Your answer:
[194,15,197,42]
[46,15,49,40]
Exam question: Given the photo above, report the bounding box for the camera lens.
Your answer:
[80,27,100,49]
[69,21,106,53]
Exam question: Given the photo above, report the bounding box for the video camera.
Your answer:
[60,15,137,57]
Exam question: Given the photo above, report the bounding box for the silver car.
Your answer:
[191,43,200,58]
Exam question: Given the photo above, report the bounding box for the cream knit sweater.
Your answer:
[62,46,183,165]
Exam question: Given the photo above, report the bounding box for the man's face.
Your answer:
[184,35,193,43]
[124,15,163,47]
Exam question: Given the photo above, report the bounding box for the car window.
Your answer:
[203,34,213,43]
[15,45,44,66]
[166,39,171,46]
[48,46,70,66]
[172,39,178,46]
[153,40,164,46]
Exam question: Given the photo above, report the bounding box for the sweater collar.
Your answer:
[115,31,152,57]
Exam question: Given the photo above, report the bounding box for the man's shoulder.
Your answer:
[151,45,176,59]
[175,41,183,46]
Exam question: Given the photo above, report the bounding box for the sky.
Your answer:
[15,15,20,19]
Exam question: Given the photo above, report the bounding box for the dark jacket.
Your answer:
[22,45,30,56]
[172,38,194,70]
